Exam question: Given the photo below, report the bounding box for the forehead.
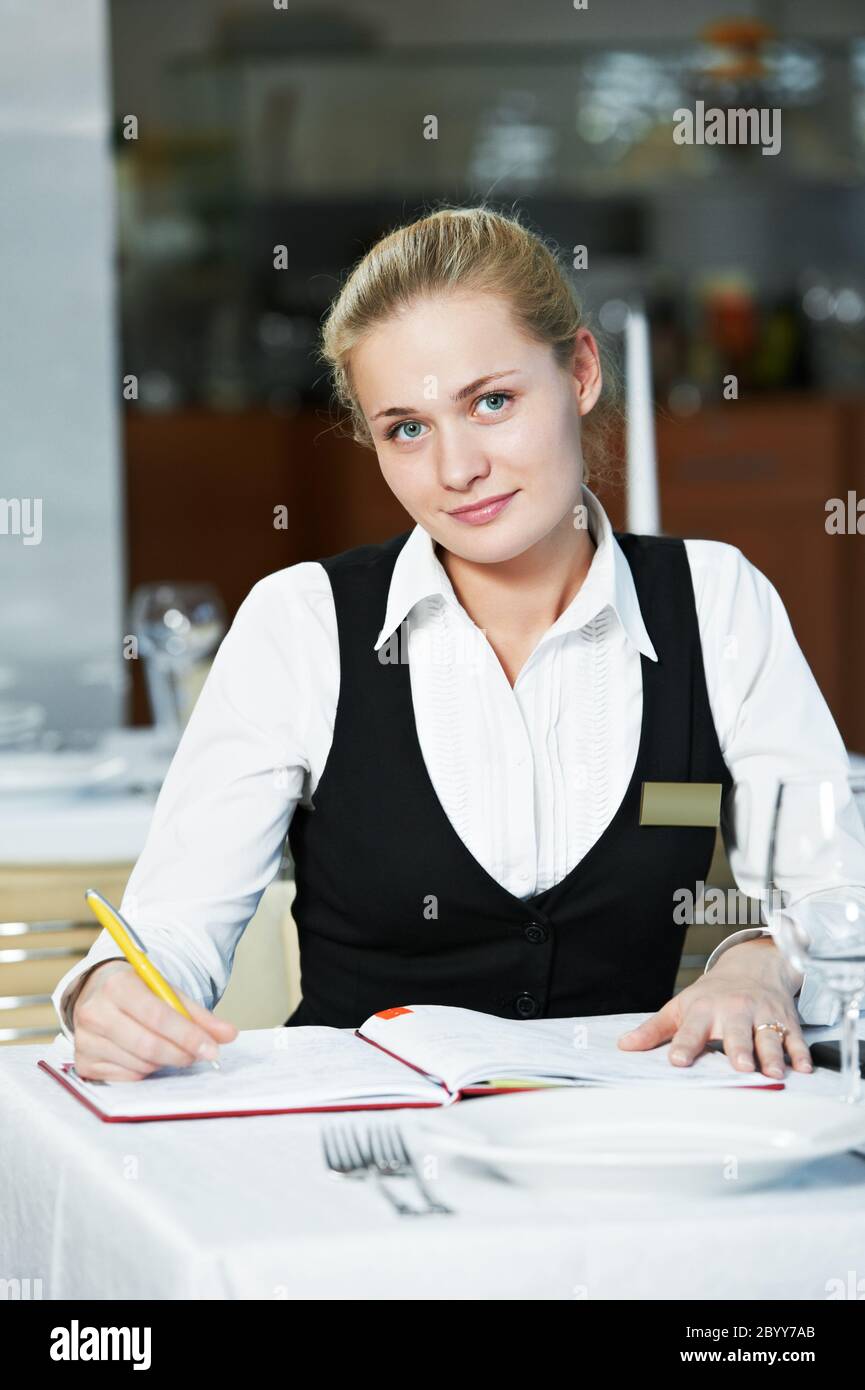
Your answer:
[353,293,547,417]
[352,293,536,402]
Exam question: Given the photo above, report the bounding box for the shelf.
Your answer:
[152,38,865,199]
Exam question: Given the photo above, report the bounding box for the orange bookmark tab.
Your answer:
[374,1006,414,1020]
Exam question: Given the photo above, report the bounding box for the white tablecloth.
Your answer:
[0,729,170,864]
[3,1018,865,1301]
[0,789,157,865]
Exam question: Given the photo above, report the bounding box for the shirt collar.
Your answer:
[373,483,658,662]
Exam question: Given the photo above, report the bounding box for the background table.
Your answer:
[2,1016,865,1300]
[0,730,300,1042]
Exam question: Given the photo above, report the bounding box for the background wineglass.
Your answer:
[767,773,865,1104]
[129,582,227,745]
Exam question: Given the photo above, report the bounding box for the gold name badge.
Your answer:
[639,781,722,828]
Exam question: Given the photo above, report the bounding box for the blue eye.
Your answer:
[386,419,427,442]
[477,391,510,414]
[384,389,514,442]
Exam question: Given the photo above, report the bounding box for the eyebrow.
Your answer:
[370,369,521,421]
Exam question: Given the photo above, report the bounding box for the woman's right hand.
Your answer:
[71,959,238,1081]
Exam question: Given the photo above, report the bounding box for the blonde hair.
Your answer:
[317,202,623,491]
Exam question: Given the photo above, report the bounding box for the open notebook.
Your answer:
[37,1003,782,1122]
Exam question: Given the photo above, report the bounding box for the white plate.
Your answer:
[414,1086,865,1193]
[0,752,128,794]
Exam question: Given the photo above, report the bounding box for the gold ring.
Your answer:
[754,1021,787,1038]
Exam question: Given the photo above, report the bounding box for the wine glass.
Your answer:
[766,773,865,1104]
[129,583,227,744]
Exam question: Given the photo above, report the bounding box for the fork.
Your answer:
[367,1123,454,1215]
[322,1122,419,1215]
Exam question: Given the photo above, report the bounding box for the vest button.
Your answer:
[523,922,548,945]
[515,992,540,1018]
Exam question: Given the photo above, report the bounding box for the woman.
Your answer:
[58,206,849,1082]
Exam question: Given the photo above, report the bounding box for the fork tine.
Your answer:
[321,1126,337,1170]
[374,1125,400,1171]
[323,1124,357,1174]
[322,1125,344,1173]
[349,1123,373,1169]
[390,1126,412,1164]
[392,1126,426,1177]
[363,1124,380,1167]
[376,1125,401,1171]
[366,1125,383,1168]
[334,1126,354,1172]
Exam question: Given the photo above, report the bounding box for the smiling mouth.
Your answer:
[446,490,518,524]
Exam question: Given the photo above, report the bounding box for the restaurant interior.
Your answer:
[1,0,865,1312]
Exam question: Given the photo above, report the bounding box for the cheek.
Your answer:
[534,402,583,469]
[513,393,569,449]
[506,410,571,477]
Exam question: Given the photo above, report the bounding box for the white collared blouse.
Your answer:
[52,485,855,1038]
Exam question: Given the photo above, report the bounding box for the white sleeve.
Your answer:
[686,539,850,1028]
[51,563,337,1042]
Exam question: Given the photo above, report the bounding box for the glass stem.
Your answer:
[839,994,863,1105]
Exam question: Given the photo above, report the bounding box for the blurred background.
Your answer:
[1,0,864,1041]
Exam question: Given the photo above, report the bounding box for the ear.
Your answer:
[571,328,603,416]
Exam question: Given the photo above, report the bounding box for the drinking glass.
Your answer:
[129,583,226,741]
[767,773,865,1104]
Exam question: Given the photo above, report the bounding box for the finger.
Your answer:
[110,975,230,1060]
[91,989,218,1070]
[618,1000,680,1050]
[75,1034,157,1081]
[668,1004,715,1066]
[781,1021,813,1074]
[76,969,209,1062]
[721,1020,759,1072]
[75,1057,154,1083]
[78,1029,162,1075]
[175,989,238,1040]
[753,1026,787,1080]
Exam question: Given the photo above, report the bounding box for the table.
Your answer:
[0,729,174,865]
[3,1018,865,1301]
[0,726,297,1042]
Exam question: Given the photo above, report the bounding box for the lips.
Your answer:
[448,491,515,515]
[446,490,518,525]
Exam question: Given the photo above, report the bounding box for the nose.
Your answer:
[434,423,492,495]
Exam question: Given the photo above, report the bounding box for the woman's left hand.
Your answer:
[617,937,813,1078]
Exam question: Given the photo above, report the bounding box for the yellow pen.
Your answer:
[84,888,220,1070]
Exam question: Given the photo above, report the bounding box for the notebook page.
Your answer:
[357,1006,780,1092]
[38,1026,446,1118]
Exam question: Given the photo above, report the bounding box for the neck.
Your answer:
[437,508,597,640]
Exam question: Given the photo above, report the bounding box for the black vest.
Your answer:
[285,529,733,1028]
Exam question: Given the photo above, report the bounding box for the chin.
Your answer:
[435,516,541,564]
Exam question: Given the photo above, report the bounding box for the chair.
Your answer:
[0,865,300,1044]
